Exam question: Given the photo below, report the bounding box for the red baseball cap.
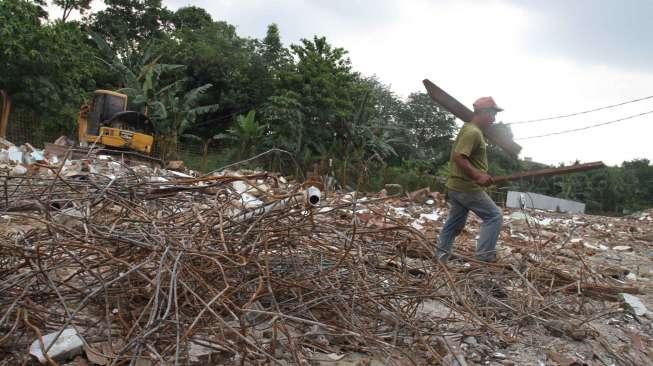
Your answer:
[473,96,503,112]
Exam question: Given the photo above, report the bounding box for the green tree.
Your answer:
[151,82,220,159]
[165,19,257,139]
[289,36,356,133]
[398,92,457,168]
[0,0,99,134]
[247,24,293,110]
[352,77,412,166]
[260,92,304,154]
[218,111,270,161]
[622,159,653,210]
[90,0,172,55]
[52,0,91,22]
[266,36,357,166]
[260,23,292,76]
[169,6,213,31]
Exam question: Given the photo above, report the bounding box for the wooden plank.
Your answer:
[422,79,522,157]
[422,79,473,122]
[0,90,10,138]
[493,161,606,184]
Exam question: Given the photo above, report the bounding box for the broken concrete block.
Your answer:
[509,212,550,226]
[240,192,263,209]
[44,142,69,160]
[23,142,37,152]
[188,340,231,364]
[612,245,632,252]
[166,160,186,171]
[407,187,431,203]
[31,150,45,161]
[7,146,23,163]
[164,169,193,178]
[620,293,649,317]
[232,180,249,194]
[54,207,85,226]
[0,136,15,149]
[583,242,608,251]
[53,136,69,146]
[463,336,477,345]
[416,300,454,318]
[62,161,83,177]
[11,164,27,176]
[22,152,36,165]
[148,176,169,183]
[29,328,84,364]
[419,212,440,221]
[410,220,424,231]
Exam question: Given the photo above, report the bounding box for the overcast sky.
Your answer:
[53,0,653,166]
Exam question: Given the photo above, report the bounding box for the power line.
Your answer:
[506,95,653,125]
[517,110,653,140]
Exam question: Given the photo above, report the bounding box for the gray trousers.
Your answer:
[437,190,502,262]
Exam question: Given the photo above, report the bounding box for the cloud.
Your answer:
[305,0,399,26]
[507,0,653,72]
[164,0,374,41]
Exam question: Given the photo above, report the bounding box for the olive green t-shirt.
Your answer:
[446,123,488,192]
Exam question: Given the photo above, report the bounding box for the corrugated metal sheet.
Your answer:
[506,191,585,214]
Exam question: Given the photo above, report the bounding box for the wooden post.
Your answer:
[202,139,210,172]
[0,90,11,138]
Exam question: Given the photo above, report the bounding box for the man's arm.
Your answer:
[452,153,493,186]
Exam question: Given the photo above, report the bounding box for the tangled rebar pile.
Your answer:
[0,158,645,365]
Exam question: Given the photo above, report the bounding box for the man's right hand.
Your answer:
[452,153,494,187]
[474,172,493,186]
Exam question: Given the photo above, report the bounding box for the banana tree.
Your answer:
[150,82,219,159]
[99,42,218,160]
[218,110,270,161]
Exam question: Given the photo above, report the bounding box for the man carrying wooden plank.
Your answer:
[437,97,503,263]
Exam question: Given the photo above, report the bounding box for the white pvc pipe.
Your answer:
[305,186,321,207]
[227,186,321,225]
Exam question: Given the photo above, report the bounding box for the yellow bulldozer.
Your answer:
[77,90,155,154]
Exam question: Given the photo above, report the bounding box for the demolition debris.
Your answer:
[1,140,652,365]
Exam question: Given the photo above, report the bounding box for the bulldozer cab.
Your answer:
[84,90,128,136]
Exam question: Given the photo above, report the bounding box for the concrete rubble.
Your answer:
[620,293,650,318]
[28,328,84,364]
[0,137,652,365]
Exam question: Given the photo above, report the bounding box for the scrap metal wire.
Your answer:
[0,166,642,365]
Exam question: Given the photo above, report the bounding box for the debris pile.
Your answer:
[0,137,48,176]
[1,140,652,365]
